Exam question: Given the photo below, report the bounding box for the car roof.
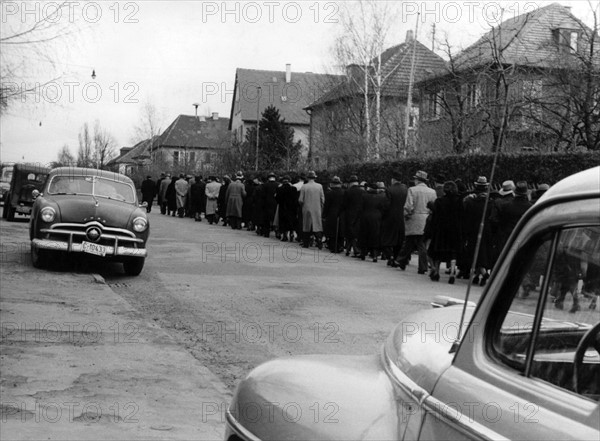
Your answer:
[537,166,600,204]
[49,167,134,184]
[13,163,51,174]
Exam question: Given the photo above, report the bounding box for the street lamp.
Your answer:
[255,86,261,171]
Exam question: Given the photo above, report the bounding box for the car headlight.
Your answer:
[40,207,56,223]
[132,217,148,232]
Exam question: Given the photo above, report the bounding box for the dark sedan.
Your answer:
[29,167,149,275]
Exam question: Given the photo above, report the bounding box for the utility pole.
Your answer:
[403,13,420,157]
[255,87,261,171]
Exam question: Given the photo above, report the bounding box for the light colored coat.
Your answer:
[225,180,246,217]
[175,178,189,209]
[298,180,324,232]
[404,182,437,236]
[205,181,221,215]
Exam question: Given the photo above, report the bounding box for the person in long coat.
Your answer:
[274,175,298,242]
[252,177,265,236]
[174,174,188,218]
[491,181,532,256]
[341,175,364,257]
[205,176,221,224]
[226,172,247,229]
[359,182,389,262]
[190,176,206,222]
[396,170,437,274]
[165,177,177,217]
[158,174,171,215]
[156,172,166,210]
[140,175,156,213]
[380,173,408,265]
[242,178,256,230]
[298,171,325,249]
[427,181,464,283]
[217,176,230,226]
[261,173,279,238]
[463,176,495,286]
[323,176,345,253]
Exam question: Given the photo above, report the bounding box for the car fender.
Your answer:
[229,354,399,441]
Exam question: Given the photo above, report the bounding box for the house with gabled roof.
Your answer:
[106,138,154,175]
[229,65,342,158]
[304,31,446,167]
[417,2,599,154]
[150,113,230,173]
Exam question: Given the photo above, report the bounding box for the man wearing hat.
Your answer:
[275,175,298,242]
[175,173,189,218]
[298,171,325,248]
[159,173,172,215]
[259,172,279,238]
[323,176,345,253]
[205,176,221,224]
[381,172,408,266]
[341,175,363,256]
[494,181,532,253]
[396,170,437,273]
[190,175,206,222]
[140,175,156,213]
[225,172,247,229]
[156,172,166,212]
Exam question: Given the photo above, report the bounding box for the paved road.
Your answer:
[100,211,484,393]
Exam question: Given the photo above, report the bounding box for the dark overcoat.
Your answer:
[427,194,464,262]
[380,183,408,248]
[323,187,345,240]
[275,183,298,232]
[190,181,206,214]
[342,185,364,241]
[141,178,156,201]
[463,193,494,269]
[262,180,279,225]
[226,180,247,218]
[358,190,389,250]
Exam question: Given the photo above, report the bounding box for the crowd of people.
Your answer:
[139,170,550,286]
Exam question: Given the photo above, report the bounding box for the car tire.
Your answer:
[6,203,15,221]
[123,257,145,276]
[31,244,47,268]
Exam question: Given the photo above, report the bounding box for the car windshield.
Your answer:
[48,175,135,203]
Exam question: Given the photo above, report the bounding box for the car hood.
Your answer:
[47,194,143,226]
[230,354,398,441]
[384,305,474,393]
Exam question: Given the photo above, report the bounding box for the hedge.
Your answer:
[315,151,600,188]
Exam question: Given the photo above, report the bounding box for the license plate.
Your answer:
[82,241,107,256]
[16,206,31,214]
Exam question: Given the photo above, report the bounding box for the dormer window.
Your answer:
[552,28,579,54]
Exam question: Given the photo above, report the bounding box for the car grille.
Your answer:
[40,221,144,253]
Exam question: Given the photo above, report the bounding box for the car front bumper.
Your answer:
[31,239,147,257]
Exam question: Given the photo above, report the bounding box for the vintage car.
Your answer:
[224,166,600,441]
[0,162,13,204]
[29,167,149,276]
[2,163,49,221]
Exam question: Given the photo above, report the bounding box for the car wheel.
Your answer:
[123,257,145,276]
[6,204,15,221]
[31,243,47,268]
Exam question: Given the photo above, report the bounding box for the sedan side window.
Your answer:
[494,226,600,400]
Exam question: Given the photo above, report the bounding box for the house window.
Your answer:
[553,28,579,54]
[188,151,196,164]
[463,83,480,112]
[426,91,442,119]
[173,151,180,166]
[204,152,211,164]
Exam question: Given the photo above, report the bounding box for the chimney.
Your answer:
[346,64,362,83]
[285,63,291,83]
[199,115,206,122]
[212,112,218,120]
[406,30,414,42]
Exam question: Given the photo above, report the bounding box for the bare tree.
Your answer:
[131,100,164,143]
[333,0,400,160]
[92,120,117,169]
[53,144,75,167]
[1,1,82,111]
[77,123,93,167]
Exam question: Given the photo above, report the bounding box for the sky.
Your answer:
[0,0,596,165]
